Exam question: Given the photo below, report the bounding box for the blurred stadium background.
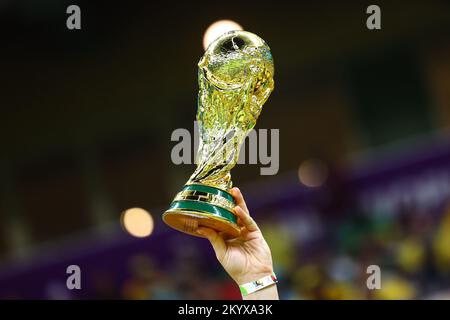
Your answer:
[1,0,450,299]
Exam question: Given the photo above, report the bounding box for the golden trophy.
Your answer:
[163,30,274,238]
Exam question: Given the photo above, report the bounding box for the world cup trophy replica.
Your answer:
[163,30,274,238]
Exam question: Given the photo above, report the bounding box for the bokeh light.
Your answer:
[121,208,154,238]
[298,159,329,188]
[203,20,243,50]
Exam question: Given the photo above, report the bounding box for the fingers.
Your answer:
[231,187,249,215]
[234,205,259,232]
[231,187,259,232]
[197,227,226,260]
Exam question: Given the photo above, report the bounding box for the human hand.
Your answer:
[197,187,278,300]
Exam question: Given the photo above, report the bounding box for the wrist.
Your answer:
[234,268,274,285]
[242,283,279,300]
[237,272,279,300]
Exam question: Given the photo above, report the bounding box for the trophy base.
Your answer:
[163,184,240,239]
[163,210,241,239]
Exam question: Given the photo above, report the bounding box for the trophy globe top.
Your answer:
[198,30,274,113]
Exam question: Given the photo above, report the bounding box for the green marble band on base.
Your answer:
[168,184,237,224]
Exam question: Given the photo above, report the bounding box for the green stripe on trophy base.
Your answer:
[168,200,237,224]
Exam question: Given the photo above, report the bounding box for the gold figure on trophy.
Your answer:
[163,30,274,238]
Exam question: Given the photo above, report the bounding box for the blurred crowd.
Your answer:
[85,202,450,300]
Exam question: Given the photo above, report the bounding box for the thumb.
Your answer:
[198,227,227,261]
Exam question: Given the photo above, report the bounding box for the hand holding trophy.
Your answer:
[163,30,274,238]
